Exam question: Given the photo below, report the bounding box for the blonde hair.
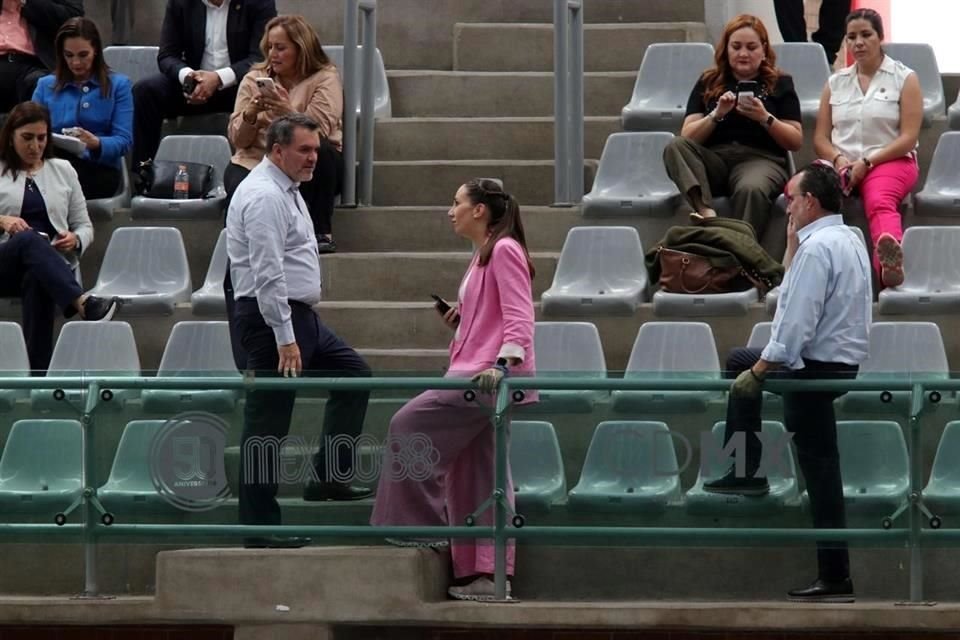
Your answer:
[254,15,331,79]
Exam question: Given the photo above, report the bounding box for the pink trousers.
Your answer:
[370,389,516,579]
[858,155,918,275]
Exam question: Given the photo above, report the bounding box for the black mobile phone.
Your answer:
[735,80,759,101]
[430,294,451,314]
[182,75,198,95]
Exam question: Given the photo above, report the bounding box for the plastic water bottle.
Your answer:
[173,164,190,200]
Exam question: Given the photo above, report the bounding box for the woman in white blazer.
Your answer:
[0,101,117,371]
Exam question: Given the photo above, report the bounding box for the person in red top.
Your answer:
[0,0,82,112]
[370,178,537,602]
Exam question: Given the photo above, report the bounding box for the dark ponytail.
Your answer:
[463,178,535,278]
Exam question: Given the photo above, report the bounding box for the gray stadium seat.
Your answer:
[878,226,960,314]
[685,421,799,515]
[141,321,240,413]
[86,163,131,221]
[652,285,759,317]
[922,421,960,515]
[772,43,831,123]
[130,135,231,220]
[87,227,191,315]
[0,322,29,410]
[611,322,722,413]
[31,321,141,411]
[830,420,909,513]
[0,419,81,513]
[620,43,715,131]
[524,321,607,413]
[102,46,159,84]
[949,92,960,130]
[191,228,228,316]
[324,45,392,119]
[568,421,682,512]
[915,131,960,216]
[510,421,566,512]
[581,132,681,218]
[540,227,648,316]
[98,420,176,512]
[766,225,866,315]
[882,43,945,127]
[839,322,949,414]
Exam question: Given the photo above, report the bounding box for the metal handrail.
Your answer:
[0,372,949,601]
[341,0,378,206]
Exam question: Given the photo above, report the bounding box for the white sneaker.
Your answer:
[447,576,512,601]
[384,537,449,550]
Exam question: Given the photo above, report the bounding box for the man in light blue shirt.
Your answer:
[703,162,871,603]
[227,114,371,549]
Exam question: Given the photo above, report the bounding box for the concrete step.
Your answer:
[387,71,635,118]
[104,0,706,71]
[334,206,581,253]
[371,160,596,206]
[320,251,558,301]
[374,117,619,161]
[357,348,450,374]
[453,22,707,72]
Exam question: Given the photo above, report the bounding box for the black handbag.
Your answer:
[137,160,215,199]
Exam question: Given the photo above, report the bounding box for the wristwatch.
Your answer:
[862,156,873,170]
[764,114,775,128]
[494,357,510,375]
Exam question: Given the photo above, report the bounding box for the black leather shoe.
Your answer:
[787,578,855,603]
[243,536,311,549]
[702,468,770,496]
[302,481,372,502]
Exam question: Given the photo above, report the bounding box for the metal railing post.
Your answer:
[82,380,101,597]
[358,0,378,205]
[908,382,925,602]
[493,384,512,601]
[568,1,584,200]
[341,0,359,207]
[553,0,570,205]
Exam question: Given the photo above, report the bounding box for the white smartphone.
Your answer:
[255,77,276,93]
[62,127,82,137]
[737,91,754,105]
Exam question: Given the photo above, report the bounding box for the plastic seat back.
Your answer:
[550,226,648,296]
[154,135,232,193]
[772,43,830,121]
[586,132,679,205]
[624,322,719,380]
[0,419,82,509]
[837,421,909,502]
[103,46,159,84]
[621,43,715,130]
[323,45,392,118]
[510,421,566,510]
[883,43,945,126]
[191,228,228,315]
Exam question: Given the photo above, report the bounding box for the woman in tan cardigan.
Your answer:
[225,15,344,254]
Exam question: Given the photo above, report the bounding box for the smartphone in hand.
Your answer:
[431,294,451,314]
[182,75,198,96]
[735,80,759,105]
[255,77,276,93]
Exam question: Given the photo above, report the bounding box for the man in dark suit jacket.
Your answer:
[131,0,276,166]
[0,0,84,112]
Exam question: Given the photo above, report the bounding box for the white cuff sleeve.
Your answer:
[216,67,237,89]
[498,343,525,363]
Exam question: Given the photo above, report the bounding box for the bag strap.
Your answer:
[678,253,713,294]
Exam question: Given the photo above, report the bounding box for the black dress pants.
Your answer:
[723,346,858,582]
[0,53,47,113]
[0,231,84,372]
[233,298,371,526]
[773,0,852,66]
[131,72,238,167]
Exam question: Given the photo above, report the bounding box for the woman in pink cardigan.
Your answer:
[370,178,537,602]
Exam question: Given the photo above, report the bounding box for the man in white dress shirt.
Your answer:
[703,161,872,603]
[227,114,371,548]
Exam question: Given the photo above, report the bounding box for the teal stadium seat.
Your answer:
[568,421,681,512]
[685,421,799,516]
[827,421,909,513]
[524,322,607,413]
[98,420,173,512]
[0,420,81,513]
[611,322,722,414]
[30,321,141,411]
[0,322,29,411]
[140,321,241,414]
[510,421,566,511]
[923,421,960,517]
